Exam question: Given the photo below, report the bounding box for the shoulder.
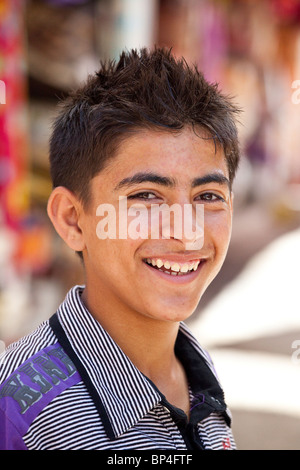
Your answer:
[0,318,82,450]
[0,320,57,382]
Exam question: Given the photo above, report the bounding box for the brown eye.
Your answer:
[196,193,224,202]
[128,192,157,200]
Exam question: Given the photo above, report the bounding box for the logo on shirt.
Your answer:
[222,437,232,449]
[0,344,78,414]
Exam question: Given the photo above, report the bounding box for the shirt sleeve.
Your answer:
[0,407,28,450]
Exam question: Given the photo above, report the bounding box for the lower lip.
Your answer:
[143,260,205,284]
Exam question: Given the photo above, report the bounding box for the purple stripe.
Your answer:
[0,342,81,450]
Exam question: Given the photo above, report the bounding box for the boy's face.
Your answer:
[79,127,233,323]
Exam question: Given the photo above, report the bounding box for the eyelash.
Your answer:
[127,191,225,202]
[195,192,225,203]
[127,192,157,200]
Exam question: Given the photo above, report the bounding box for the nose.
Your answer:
[151,203,204,250]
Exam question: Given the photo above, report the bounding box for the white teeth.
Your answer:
[146,258,201,274]
[193,261,200,271]
[180,263,189,273]
[170,263,180,272]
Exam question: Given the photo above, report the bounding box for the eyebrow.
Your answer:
[114,171,230,191]
[114,172,176,190]
[191,173,230,189]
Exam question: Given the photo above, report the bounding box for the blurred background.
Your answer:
[0,0,300,449]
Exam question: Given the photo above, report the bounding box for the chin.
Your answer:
[150,300,200,323]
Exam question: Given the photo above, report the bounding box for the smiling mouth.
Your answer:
[143,258,202,276]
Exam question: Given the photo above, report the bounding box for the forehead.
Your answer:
[97,127,228,188]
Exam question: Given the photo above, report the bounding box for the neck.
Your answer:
[81,285,180,381]
[81,285,191,416]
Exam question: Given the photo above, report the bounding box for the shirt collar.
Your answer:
[56,285,228,439]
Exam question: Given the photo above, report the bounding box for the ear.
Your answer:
[47,186,86,252]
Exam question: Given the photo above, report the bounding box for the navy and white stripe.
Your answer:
[0,286,236,450]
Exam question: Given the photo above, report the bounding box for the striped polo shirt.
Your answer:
[0,286,236,450]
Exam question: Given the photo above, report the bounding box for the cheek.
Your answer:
[126,208,150,240]
[204,211,232,255]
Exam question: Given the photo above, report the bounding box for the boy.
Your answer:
[0,48,240,450]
